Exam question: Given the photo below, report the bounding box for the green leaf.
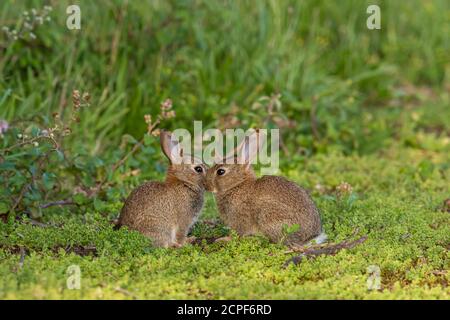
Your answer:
[31,126,40,137]
[0,161,15,170]
[144,134,154,146]
[91,157,104,168]
[42,172,55,190]
[93,198,106,211]
[74,158,85,169]
[346,193,359,207]
[0,202,9,213]
[418,160,434,181]
[73,193,89,205]
[55,150,65,161]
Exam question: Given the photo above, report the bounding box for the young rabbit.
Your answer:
[118,130,207,248]
[206,131,325,246]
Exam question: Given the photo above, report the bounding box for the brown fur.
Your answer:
[206,132,322,246]
[118,131,207,248]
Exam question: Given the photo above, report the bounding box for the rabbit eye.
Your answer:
[194,166,203,173]
[217,168,225,176]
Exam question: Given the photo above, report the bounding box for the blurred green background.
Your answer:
[1,0,448,157]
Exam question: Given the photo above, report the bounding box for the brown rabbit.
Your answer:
[206,131,325,246]
[118,130,207,248]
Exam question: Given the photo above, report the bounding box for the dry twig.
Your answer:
[283,235,368,267]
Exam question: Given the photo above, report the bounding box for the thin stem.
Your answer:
[98,119,161,188]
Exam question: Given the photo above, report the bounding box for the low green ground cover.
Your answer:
[1,141,448,299]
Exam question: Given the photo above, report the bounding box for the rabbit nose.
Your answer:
[205,180,216,192]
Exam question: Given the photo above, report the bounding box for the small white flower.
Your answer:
[33,141,39,147]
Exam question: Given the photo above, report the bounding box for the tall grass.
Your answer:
[0,0,448,154]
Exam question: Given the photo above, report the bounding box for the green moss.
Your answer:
[1,142,448,299]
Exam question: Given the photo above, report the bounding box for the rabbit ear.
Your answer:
[160,130,183,164]
[238,129,259,166]
[220,143,239,164]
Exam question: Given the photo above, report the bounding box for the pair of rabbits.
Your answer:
[118,130,325,248]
